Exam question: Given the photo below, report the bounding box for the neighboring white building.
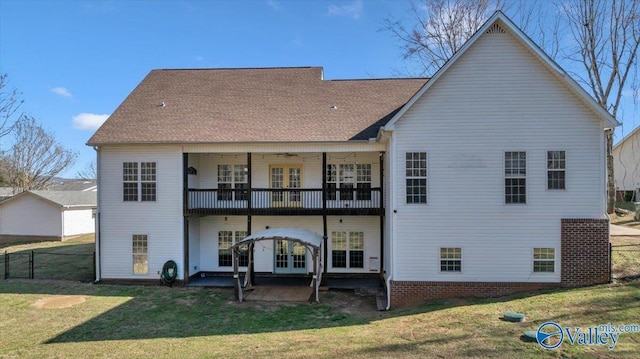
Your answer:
[0,191,96,240]
[613,125,640,201]
[88,12,618,308]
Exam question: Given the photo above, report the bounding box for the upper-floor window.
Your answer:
[406,152,427,204]
[326,164,371,200]
[123,162,156,202]
[218,165,247,201]
[547,151,566,190]
[505,152,526,204]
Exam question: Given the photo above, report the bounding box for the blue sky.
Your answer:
[0,0,637,177]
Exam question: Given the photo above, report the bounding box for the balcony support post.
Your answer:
[183,153,190,283]
[379,152,384,277]
[247,152,254,285]
[322,152,328,276]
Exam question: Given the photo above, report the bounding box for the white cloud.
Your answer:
[266,0,279,10]
[72,113,109,130]
[327,0,363,20]
[51,87,72,98]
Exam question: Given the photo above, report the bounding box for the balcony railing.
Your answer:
[187,188,382,215]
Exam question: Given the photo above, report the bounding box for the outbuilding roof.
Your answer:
[0,190,97,208]
[87,67,427,145]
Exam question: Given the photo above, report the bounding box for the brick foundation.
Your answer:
[390,281,558,307]
[561,218,610,287]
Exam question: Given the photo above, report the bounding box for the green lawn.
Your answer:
[2,235,639,358]
[1,234,94,281]
[0,280,638,358]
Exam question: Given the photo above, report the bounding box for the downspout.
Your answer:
[603,128,612,283]
[604,127,611,219]
[384,132,395,310]
[94,146,101,283]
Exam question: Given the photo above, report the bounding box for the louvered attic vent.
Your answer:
[486,23,505,34]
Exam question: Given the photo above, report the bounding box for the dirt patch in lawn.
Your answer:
[33,295,87,309]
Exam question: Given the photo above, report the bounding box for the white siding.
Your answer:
[613,129,640,192]
[62,208,95,236]
[197,215,380,274]
[189,152,381,190]
[390,31,606,282]
[98,146,184,279]
[0,195,62,237]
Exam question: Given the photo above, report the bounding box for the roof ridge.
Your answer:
[328,78,429,82]
[153,66,323,71]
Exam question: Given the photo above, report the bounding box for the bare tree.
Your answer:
[76,161,97,180]
[5,116,78,192]
[0,73,23,140]
[560,0,640,213]
[384,0,506,76]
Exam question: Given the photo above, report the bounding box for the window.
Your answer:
[356,164,372,200]
[218,165,247,201]
[331,231,365,269]
[339,164,355,200]
[505,152,526,204]
[440,247,461,272]
[327,164,337,200]
[123,162,138,201]
[140,162,157,201]
[123,162,156,202]
[218,230,248,267]
[132,234,148,274]
[533,248,555,272]
[326,163,372,201]
[406,152,427,203]
[234,166,248,200]
[547,151,566,190]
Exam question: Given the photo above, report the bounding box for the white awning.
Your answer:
[236,227,323,249]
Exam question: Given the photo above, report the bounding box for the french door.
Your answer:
[274,240,307,274]
[270,165,302,207]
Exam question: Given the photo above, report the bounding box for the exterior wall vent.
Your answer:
[486,23,506,34]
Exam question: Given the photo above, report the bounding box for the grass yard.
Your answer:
[1,234,95,281]
[0,279,638,358]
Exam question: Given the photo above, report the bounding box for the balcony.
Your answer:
[187,188,383,216]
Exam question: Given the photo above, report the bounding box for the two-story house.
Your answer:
[88,12,618,308]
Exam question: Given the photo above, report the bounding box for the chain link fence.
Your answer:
[2,250,94,282]
[611,244,640,280]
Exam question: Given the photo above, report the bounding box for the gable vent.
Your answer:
[486,23,505,34]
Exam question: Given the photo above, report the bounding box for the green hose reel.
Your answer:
[160,260,178,286]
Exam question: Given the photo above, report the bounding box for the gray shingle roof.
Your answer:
[28,191,97,207]
[87,67,428,145]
